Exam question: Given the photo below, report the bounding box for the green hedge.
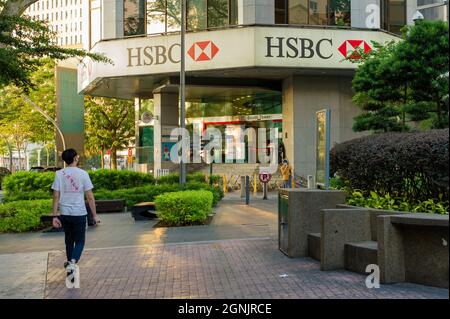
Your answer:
[88,169,155,190]
[347,191,448,215]
[184,182,224,206]
[94,184,180,207]
[2,171,54,196]
[157,172,220,184]
[155,190,213,226]
[331,129,449,203]
[0,200,52,233]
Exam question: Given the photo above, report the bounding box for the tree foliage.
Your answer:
[85,97,135,170]
[350,20,449,132]
[0,0,110,90]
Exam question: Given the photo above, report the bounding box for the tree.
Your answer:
[0,58,57,170]
[85,97,135,170]
[350,20,449,132]
[0,0,110,90]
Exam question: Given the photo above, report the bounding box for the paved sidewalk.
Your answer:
[0,252,48,299]
[0,194,278,254]
[45,238,448,299]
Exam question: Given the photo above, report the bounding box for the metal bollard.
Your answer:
[245,175,250,205]
[307,175,314,189]
[241,176,246,198]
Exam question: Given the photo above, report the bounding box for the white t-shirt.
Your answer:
[51,167,94,216]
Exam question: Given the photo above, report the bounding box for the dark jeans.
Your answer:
[59,215,86,263]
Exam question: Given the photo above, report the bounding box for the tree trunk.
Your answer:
[17,147,21,170]
[7,142,13,172]
[111,147,118,170]
[46,146,50,167]
[101,148,105,169]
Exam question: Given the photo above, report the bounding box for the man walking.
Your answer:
[51,149,100,281]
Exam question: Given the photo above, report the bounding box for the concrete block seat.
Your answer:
[344,241,378,274]
[131,202,158,221]
[307,233,321,261]
[378,213,449,288]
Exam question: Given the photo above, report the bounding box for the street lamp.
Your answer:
[24,95,67,166]
[179,0,187,187]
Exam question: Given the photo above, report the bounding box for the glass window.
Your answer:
[147,0,166,34]
[309,0,328,25]
[419,6,446,21]
[381,0,406,34]
[124,0,146,36]
[229,0,238,25]
[89,0,101,48]
[208,0,229,28]
[275,0,287,24]
[328,0,351,26]
[187,0,207,30]
[288,0,308,24]
[167,0,181,32]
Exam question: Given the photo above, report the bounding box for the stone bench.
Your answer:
[378,213,449,288]
[131,202,157,221]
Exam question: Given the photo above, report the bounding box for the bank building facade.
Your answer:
[77,0,422,180]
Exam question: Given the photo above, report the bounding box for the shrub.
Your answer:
[88,169,155,190]
[347,191,448,215]
[157,173,219,184]
[184,182,224,206]
[155,190,213,226]
[94,184,180,207]
[331,129,449,203]
[2,190,52,202]
[2,171,54,196]
[0,200,52,233]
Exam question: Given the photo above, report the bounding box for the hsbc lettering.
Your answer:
[265,37,333,59]
[127,44,180,67]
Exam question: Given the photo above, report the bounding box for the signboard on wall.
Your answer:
[78,26,399,93]
[315,109,331,189]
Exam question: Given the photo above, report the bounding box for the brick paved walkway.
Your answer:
[44,238,448,299]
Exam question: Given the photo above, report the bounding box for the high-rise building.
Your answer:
[25,0,84,47]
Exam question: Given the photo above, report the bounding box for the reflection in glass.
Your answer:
[289,0,308,24]
[167,0,181,32]
[309,0,328,25]
[124,0,146,36]
[275,0,287,24]
[388,0,406,34]
[147,0,166,34]
[328,0,351,26]
[315,111,326,185]
[187,0,207,30]
[229,0,238,25]
[208,0,229,28]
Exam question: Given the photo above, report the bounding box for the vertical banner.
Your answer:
[315,109,331,189]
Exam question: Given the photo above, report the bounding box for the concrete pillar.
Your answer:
[282,75,366,179]
[152,85,179,177]
[102,0,124,40]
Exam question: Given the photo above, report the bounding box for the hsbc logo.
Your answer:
[338,40,372,59]
[188,41,219,62]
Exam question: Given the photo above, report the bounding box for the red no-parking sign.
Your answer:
[259,173,272,183]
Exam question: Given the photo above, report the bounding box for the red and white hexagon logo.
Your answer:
[187,41,219,62]
[338,40,372,59]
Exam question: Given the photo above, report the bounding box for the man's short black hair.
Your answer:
[61,149,78,165]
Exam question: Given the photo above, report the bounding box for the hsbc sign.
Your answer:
[188,41,219,61]
[264,37,372,60]
[79,26,398,93]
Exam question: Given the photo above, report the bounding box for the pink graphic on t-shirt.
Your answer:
[62,171,80,192]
